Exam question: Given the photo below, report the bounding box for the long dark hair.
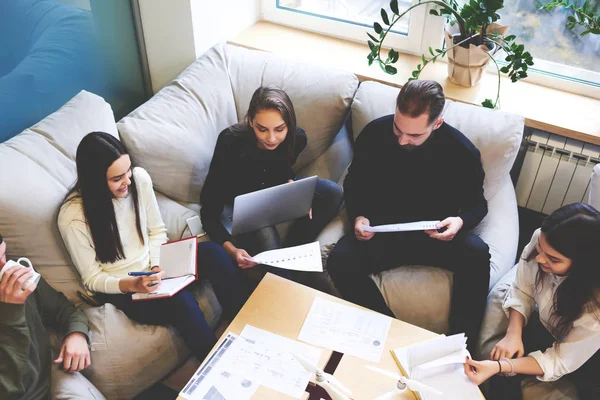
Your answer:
[66,132,144,263]
[526,203,600,340]
[231,85,297,163]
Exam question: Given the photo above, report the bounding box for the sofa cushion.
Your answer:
[443,101,523,199]
[0,90,117,302]
[117,44,238,204]
[155,192,198,241]
[224,44,359,173]
[118,43,359,205]
[2,90,223,398]
[351,81,523,199]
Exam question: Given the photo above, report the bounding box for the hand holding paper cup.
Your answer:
[0,257,41,290]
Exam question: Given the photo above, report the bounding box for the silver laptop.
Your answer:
[221,176,318,236]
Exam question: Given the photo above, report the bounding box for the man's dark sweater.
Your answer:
[344,115,487,230]
[0,277,89,400]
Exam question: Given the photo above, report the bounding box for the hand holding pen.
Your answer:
[127,266,164,293]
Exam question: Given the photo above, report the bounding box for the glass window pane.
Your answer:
[498,0,599,85]
[0,0,149,141]
[277,0,413,35]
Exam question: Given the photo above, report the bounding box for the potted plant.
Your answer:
[367,0,534,108]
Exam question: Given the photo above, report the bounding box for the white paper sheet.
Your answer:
[393,334,481,400]
[298,297,392,362]
[131,275,195,300]
[179,333,260,400]
[239,325,322,399]
[246,241,323,272]
[361,221,440,233]
[160,236,197,278]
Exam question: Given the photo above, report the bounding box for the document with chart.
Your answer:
[180,326,323,400]
[245,241,323,272]
[298,297,392,362]
[179,333,259,400]
[361,220,441,233]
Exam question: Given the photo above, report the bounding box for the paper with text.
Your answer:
[132,275,195,301]
[179,333,260,400]
[362,221,441,233]
[393,334,481,400]
[239,325,322,399]
[248,241,322,272]
[298,297,392,362]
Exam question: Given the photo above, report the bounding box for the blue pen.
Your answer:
[128,271,158,276]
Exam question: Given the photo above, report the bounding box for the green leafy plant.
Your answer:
[367,0,534,109]
[540,1,600,36]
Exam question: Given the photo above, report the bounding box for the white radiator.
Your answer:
[516,130,600,215]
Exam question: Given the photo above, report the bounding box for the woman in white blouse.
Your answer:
[464,203,600,399]
[58,132,249,363]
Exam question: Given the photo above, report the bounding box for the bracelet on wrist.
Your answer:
[500,357,517,377]
[496,360,502,375]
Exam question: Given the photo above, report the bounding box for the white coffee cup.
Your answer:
[0,258,41,290]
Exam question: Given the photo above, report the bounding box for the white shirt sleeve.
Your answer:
[134,168,167,267]
[529,314,600,382]
[502,230,540,324]
[59,219,123,294]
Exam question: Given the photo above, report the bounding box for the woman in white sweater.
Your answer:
[464,203,600,399]
[58,132,249,363]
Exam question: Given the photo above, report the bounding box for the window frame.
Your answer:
[261,0,600,99]
[261,0,435,55]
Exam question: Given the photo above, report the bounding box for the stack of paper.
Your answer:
[179,325,322,400]
[392,334,482,400]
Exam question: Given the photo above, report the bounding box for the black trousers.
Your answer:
[488,314,600,400]
[234,178,343,290]
[327,230,490,352]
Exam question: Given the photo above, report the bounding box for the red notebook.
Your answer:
[132,236,197,301]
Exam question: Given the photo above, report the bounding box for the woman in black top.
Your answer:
[200,86,343,281]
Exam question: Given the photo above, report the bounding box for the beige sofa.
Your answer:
[1,43,530,397]
[0,44,358,398]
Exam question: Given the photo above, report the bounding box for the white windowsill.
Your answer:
[228,21,600,145]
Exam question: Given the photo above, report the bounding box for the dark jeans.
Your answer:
[234,178,343,284]
[327,230,490,353]
[488,314,600,400]
[97,242,249,362]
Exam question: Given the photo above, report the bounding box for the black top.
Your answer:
[344,115,487,231]
[200,126,308,245]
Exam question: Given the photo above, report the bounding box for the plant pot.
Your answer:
[444,23,508,87]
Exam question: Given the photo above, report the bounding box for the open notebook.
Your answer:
[391,334,484,400]
[132,236,197,301]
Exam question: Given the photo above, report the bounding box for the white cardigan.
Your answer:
[503,228,600,382]
[58,167,168,294]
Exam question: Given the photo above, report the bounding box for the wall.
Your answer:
[137,0,261,94]
[0,0,148,141]
[190,0,261,57]
[137,0,197,94]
